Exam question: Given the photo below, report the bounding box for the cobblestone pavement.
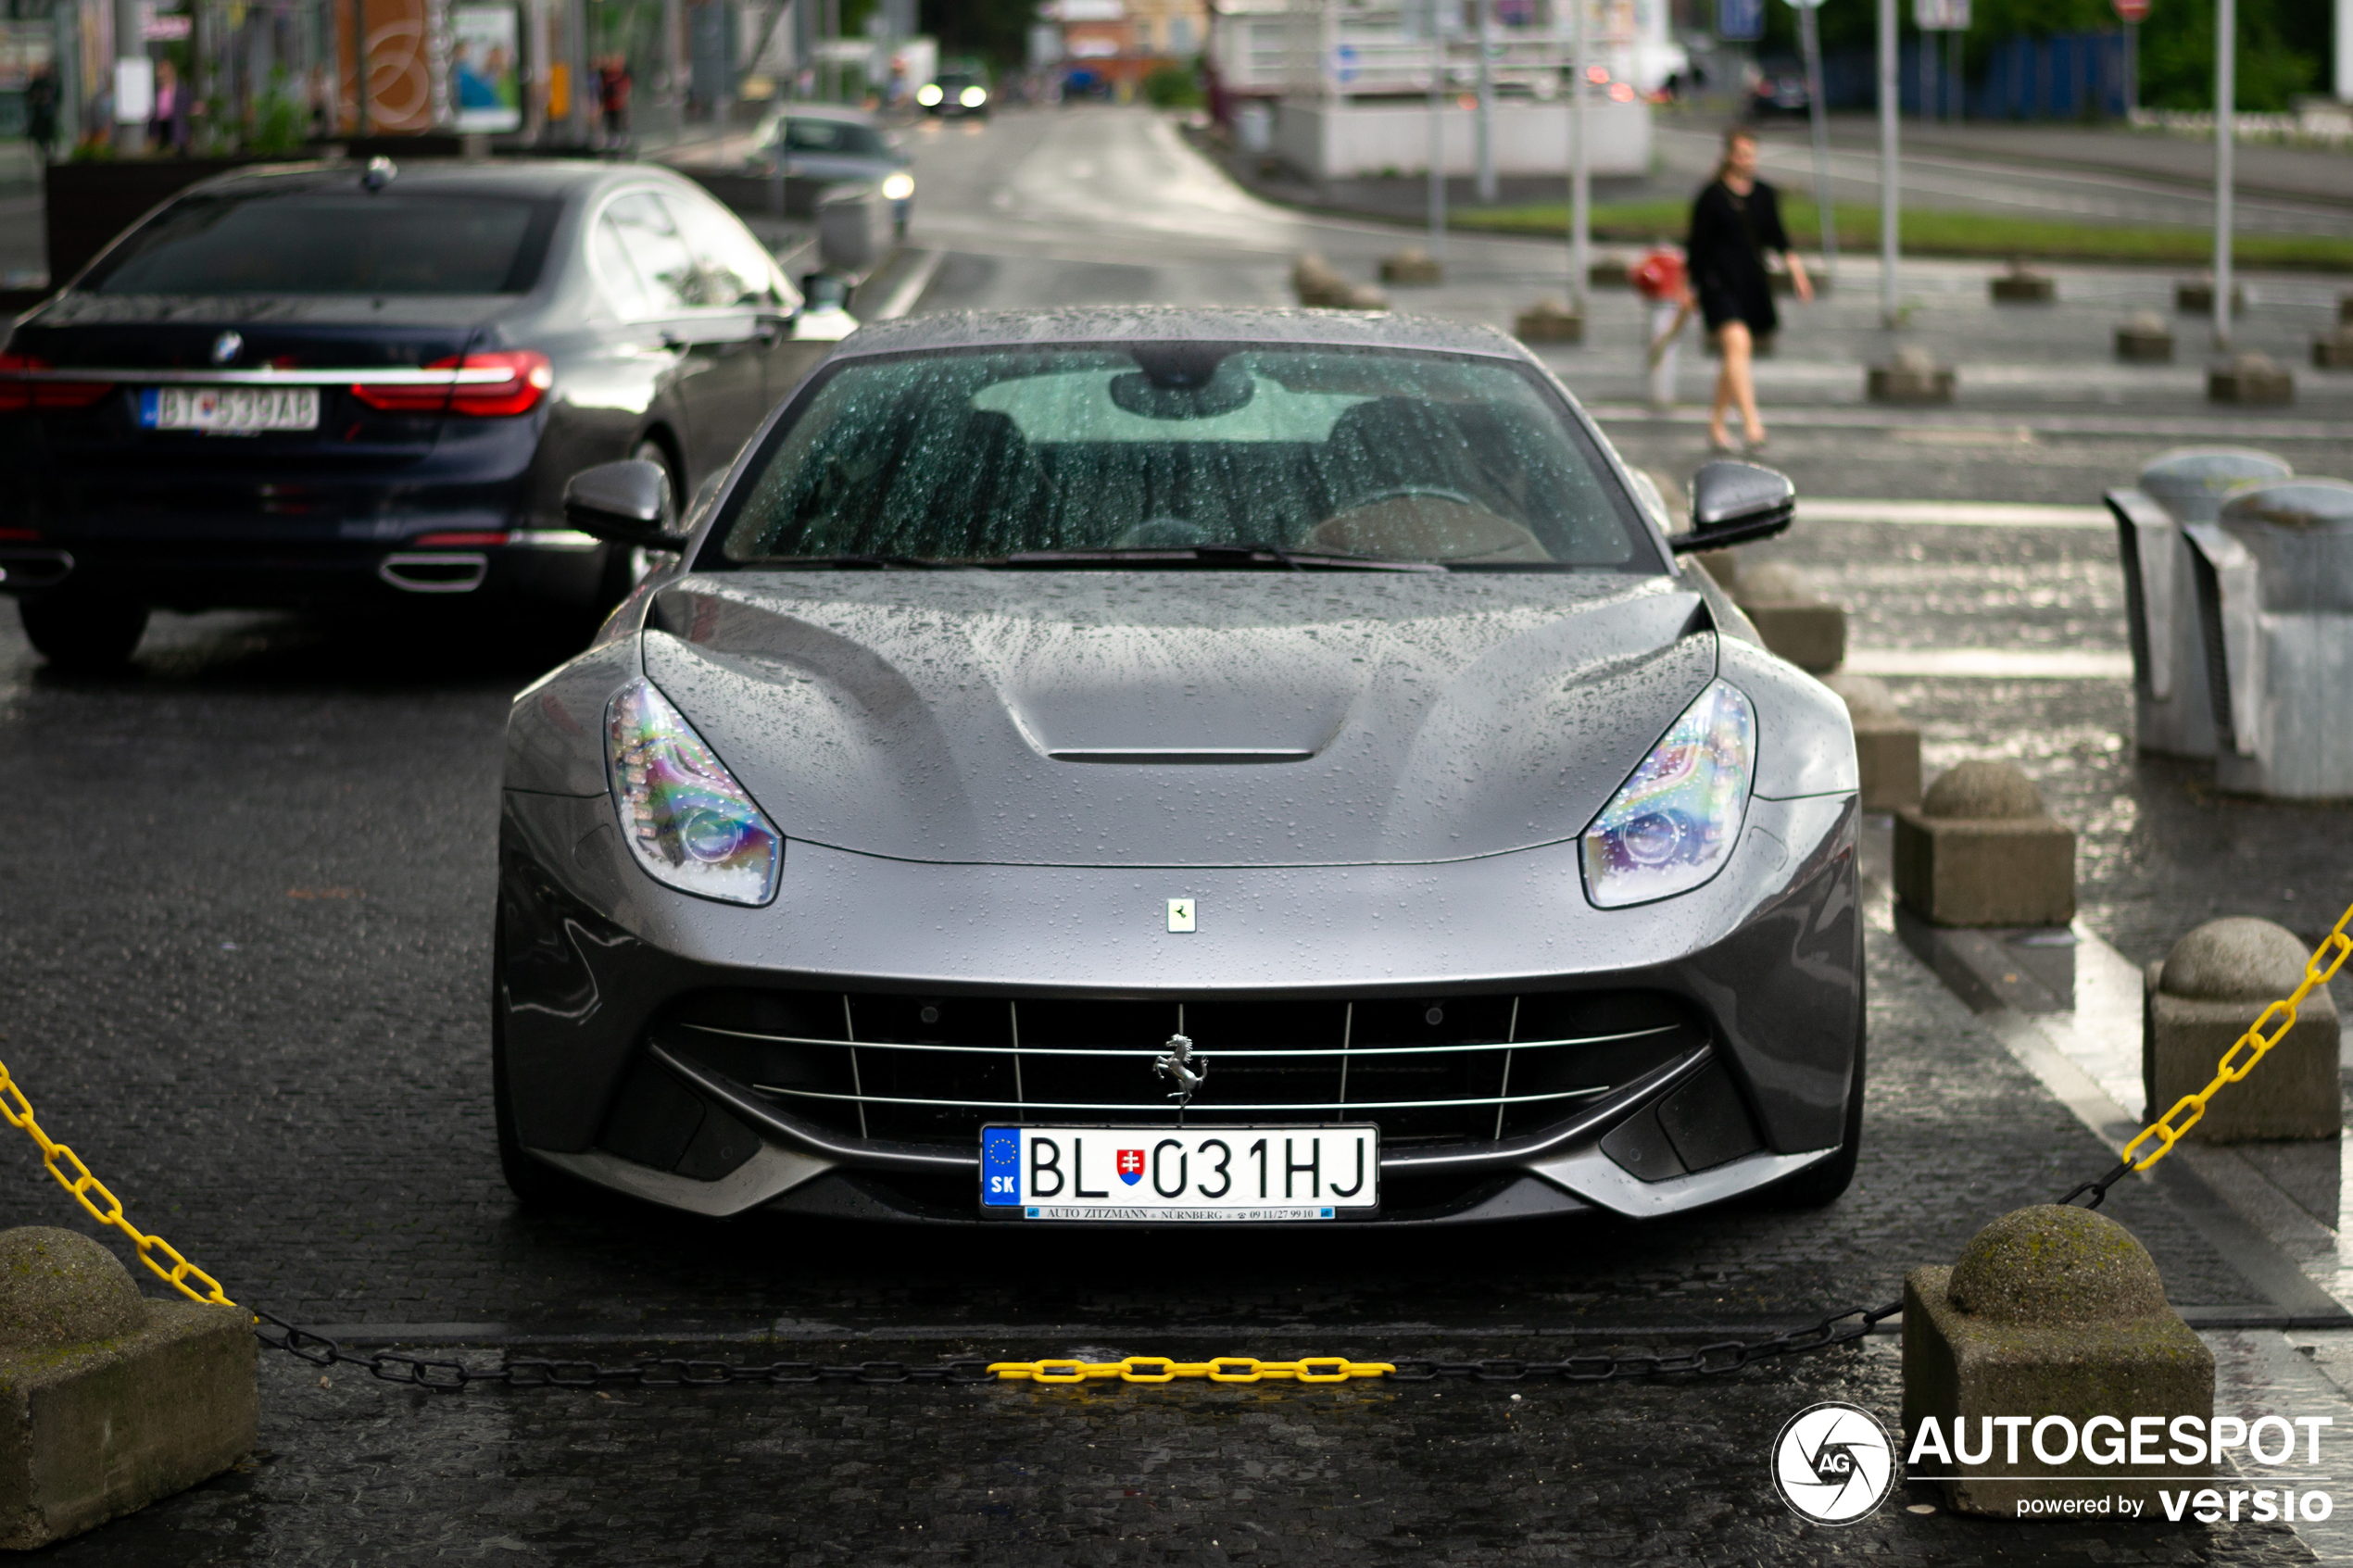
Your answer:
[14,1339,2326,1567]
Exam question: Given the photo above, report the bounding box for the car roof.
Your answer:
[833,307,1533,362]
[166,157,695,204]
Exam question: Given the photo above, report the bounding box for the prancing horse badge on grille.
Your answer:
[1155,1033,1207,1110]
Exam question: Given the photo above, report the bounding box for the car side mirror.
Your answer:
[1671,459,1795,553]
[564,459,686,549]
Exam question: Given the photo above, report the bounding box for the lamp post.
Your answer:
[2212,0,2235,347]
[1878,0,1899,325]
[1568,0,1588,312]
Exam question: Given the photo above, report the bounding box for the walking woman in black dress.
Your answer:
[1687,126,1812,452]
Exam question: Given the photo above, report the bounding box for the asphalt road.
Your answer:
[3,106,2352,1565]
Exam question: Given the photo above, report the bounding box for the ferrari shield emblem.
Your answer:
[1116,1148,1145,1185]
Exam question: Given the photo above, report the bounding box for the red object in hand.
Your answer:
[1630,249,1686,302]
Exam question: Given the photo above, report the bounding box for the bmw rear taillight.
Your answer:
[0,354,112,411]
[350,351,552,417]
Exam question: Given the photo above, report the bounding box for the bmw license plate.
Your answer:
[140,386,320,434]
[981,1124,1378,1221]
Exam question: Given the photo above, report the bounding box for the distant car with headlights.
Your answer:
[495,307,1864,1228]
[0,158,818,671]
[918,61,990,118]
[748,106,914,237]
[1749,61,1810,118]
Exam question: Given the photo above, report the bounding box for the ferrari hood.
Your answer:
[641,571,1716,868]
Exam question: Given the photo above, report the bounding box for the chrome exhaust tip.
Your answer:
[378,552,488,594]
[0,550,75,591]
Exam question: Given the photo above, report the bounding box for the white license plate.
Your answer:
[981,1124,1378,1221]
[140,385,320,433]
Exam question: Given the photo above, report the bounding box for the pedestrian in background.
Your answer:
[24,65,57,164]
[1687,125,1810,453]
[1632,246,1692,413]
[148,58,193,155]
[598,56,632,146]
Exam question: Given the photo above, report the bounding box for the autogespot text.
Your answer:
[1907,1413,2337,1522]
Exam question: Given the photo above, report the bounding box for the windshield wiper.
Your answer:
[998,546,1445,572]
[765,554,955,570]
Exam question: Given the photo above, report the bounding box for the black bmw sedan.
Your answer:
[0,157,820,670]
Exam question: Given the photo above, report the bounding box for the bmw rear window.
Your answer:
[82,188,563,295]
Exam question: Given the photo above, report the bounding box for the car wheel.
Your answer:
[492,927,594,1211]
[598,439,682,607]
[19,595,149,673]
[1763,981,1866,1208]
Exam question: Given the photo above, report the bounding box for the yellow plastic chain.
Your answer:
[987,1356,1396,1384]
[2120,897,2353,1173]
[0,1057,234,1307]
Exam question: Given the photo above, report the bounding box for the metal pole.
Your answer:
[113,0,145,152]
[1428,6,1446,266]
[2213,0,2233,347]
[1569,0,1588,308]
[662,0,683,134]
[1950,27,1962,124]
[1474,0,1493,203]
[1799,3,1836,282]
[1878,0,1899,325]
[2126,20,2138,114]
[353,0,369,135]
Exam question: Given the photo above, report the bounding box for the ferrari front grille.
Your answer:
[649,988,1707,1151]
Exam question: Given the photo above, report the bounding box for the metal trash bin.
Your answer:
[2106,447,2293,757]
[2181,478,2353,797]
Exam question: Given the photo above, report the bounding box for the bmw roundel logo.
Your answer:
[1770,1401,1897,1524]
[210,331,243,366]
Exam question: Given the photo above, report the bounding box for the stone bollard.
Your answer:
[1514,298,1584,345]
[1894,761,2074,927]
[1868,345,1956,406]
[2115,310,2174,363]
[2342,291,2353,325]
[2175,275,2245,314]
[1291,254,1388,311]
[2208,352,2294,406]
[0,1228,256,1549]
[1378,247,1442,285]
[1821,672,1922,810]
[1990,261,2056,303]
[2143,918,2340,1141]
[2313,329,2353,370]
[1731,562,1844,673]
[1904,1205,2213,1517]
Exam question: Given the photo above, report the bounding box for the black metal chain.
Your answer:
[250,1153,2159,1394]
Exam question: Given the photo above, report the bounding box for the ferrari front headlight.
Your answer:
[916,82,944,106]
[881,171,915,201]
[960,85,988,107]
[607,677,782,906]
[1579,680,1755,909]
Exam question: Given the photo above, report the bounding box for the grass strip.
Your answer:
[1450,198,2353,271]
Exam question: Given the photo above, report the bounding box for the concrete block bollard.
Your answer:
[0,1228,256,1549]
[2115,311,2174,363]
[1731,562,1845,673]
[1990,262,2056,303]
[1588,256,1630,289]
[1378,247,1442,285]
[2208,352,2294,406]
[1904,1205,2213,1517]
[1290,255,1387,311]
[2143,918,2341,1140]
[1894,761,2075,927]
[1514,298,1584,344]
[2313,329,2353,370]
[1868,345,1956,406]
[2175,275,2245,314]
[1822,672,1922,810]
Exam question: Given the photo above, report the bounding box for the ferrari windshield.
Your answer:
[718,346,1654,568]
